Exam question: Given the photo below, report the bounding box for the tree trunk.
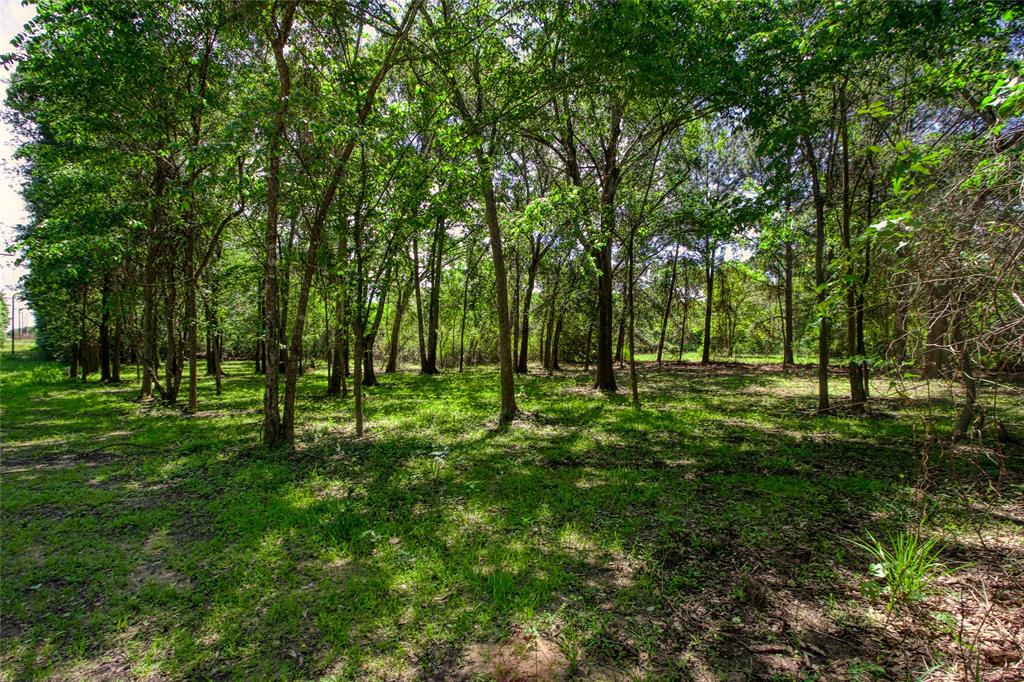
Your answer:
[679,266,689,363]
[701,253,714,366]
[386,270,412,373]
[261,1,296,447]
[111,311,122,383]
[360,264,392,388]
[594,242,617,390]
[139,157,168,400]
[584,321,593,371]
[552,314,563,371]
[783,240,795,366]
[615,275,627,367]
[593,103,622,392]
[80,287,89,383]
[657,244,679,367]
[256,278,265,375]
[353,313,365,437]
[100,272,112,382]
[478,145,518,423]
[516,238,541,374]
[627,223,640,406]
[951,314,977,440]
[543,264,562,373]
[839,86,866,412]
[423,215,444,374]
[185,234,198,413]
[163,276,181,402]
[70,343,79,379]
[459,247,483,373]
[803,133,830,411]
[413,234,428,373]
[329,231,349,397]
[924,288,949,379]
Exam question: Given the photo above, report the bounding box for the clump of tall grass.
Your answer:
[851,531,952,610]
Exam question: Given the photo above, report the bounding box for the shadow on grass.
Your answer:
[2,351,1021,679]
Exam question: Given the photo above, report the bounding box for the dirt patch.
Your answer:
[460,631,569,681]
[130,561,187,589]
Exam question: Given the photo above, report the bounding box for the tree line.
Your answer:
[5,0,1022,446]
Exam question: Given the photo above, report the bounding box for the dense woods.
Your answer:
[6,0,1021,441]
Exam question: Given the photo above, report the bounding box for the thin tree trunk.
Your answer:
[952,313,976,440]
[627,223,640,406]
[679,266,689,363]
[413,234,428,373]
[139,157,168,400]
[256,277,265,375]
[701,252,714,366]
[615,274,627,367]
[584,321,593,371]
[186,234,199,413]
[424,215,444,374]
[80,286,89,383]
[459,247,483,373]
[353,314,365,437]
[386,270,412,373]
[100,272,112,382]
[839,84,866,412]
[803,133,830,411]
[516,238,541,374]
[783,237,795,366]
[552,314,563,371]
[543,269,561,373]
[112,310,122,383]
[329,231,349,397]
[657,244,679,367]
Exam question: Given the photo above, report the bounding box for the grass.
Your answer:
[850,531,952,611]
[1,342,1022,680]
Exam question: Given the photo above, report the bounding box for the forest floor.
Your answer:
[2,343,1022,681]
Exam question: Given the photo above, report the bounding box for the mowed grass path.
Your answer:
[2,344,1022,680]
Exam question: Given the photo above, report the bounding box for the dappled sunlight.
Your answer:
[3,349,1022,679]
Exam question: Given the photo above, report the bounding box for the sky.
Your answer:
[1,0,36,326]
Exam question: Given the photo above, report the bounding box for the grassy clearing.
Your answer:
[2,344,1022,680]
